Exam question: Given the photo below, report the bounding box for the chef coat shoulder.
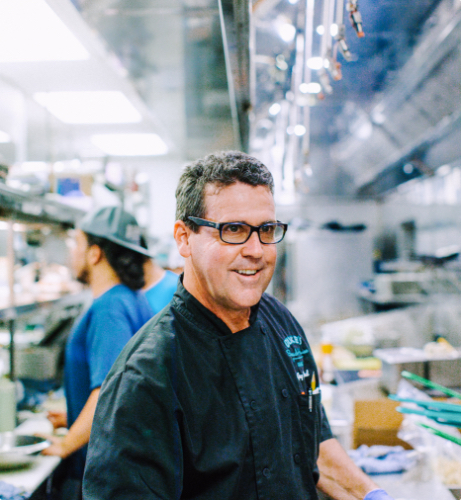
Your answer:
[258,292,307,337]
[103,304,177,386]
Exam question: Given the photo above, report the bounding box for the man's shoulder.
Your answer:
[109,306,177,373]
[258,293,303,332]
[259,293,291,316]
[98,285,152,313]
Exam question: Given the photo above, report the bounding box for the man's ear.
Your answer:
[87,244,103,266]
[174,220,192,258]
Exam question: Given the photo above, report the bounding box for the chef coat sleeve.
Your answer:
[83,366,183,500]
[86,306,134,390]
[320,404,334,442]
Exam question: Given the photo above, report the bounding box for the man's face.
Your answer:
[185,181,277,319]
[69,229,90,284]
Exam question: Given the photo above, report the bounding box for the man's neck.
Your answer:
[182,275,251,334]
[143,261,165,291]
[89,264,121,299]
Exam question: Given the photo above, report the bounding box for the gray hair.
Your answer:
[175,151,274,231]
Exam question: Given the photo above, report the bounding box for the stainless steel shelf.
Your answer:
[0,183,86,226]
[0,292,90,322]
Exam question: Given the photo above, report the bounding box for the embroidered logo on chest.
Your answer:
[283,335,309,370]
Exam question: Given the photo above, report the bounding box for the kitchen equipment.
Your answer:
[0,433,49,469]
[396,406,461,427]
[373,348,461,393]
[401,370,461,400]
[389,395,461,413]
[416,422,461,447]
[0,377,16,432]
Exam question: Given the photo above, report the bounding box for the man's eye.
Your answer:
[261,225,275,234]
[227,224,242,233]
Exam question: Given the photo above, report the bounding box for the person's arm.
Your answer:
[83,367,182,500]
[316,438,394,500]
[47,410,67,430]
[41,388,100,458]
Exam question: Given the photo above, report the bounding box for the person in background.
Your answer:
[41,206,153,498]
[142,258,178,315]
[83,152,395,500]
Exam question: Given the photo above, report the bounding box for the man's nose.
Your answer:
[242,230,264,257]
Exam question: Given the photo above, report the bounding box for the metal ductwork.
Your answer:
[334,1,461,197]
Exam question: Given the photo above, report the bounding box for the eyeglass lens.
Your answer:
[221,223,284,244]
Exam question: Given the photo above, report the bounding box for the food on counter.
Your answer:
[423,337,458,358]
[434,456,461,486]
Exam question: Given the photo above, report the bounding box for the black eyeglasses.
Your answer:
[188,216,288,245]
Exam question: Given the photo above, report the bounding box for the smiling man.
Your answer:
[83,151,394,500]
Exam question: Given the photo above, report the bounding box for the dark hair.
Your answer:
[85,233,148,290]
[175,150,274,231]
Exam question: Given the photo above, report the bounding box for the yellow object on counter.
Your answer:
[333,357,382,371]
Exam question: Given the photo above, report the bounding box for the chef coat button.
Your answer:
[250,400,258,410]
[263,467,270,478]
[282,388,289,398]
[294,453,301,464]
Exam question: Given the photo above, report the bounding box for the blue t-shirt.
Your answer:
[64,284,152,478]
[143,270,178,315]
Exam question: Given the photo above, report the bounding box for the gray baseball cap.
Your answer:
[78,206,151,257]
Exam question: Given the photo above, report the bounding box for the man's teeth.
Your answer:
[237,270,258,275]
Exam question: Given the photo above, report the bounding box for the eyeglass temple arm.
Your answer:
[188,216,219,229]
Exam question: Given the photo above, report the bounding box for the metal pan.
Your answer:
[0,432,50,469]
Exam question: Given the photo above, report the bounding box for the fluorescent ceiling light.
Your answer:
[33,91,142,124]
[91,133,168,156]
[299,82,321,94]
[0,0,90,62]
[0,130,11,143]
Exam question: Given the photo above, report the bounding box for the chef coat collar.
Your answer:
[175,274,261,337]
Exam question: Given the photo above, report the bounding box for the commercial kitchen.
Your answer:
[0,0,461,498]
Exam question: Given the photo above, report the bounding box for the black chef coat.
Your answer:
[83,279,333,500]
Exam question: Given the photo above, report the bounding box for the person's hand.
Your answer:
[46,410,67,430]
[37,434,71,459]
[364,489,395,500]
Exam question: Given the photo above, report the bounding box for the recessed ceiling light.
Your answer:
[307,57,324,70]
[91,133,168,156]
[269,103,281,116]
[299,82,321,94]
[294,125,306,136]
[0,0,90,62]
[316,24,339,36]
[33,91,142,124]
[277,23,296,42]
[316,25,325,35]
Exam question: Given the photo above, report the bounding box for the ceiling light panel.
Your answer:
[0,0,90,62]
[0,130,11,143]
[33,91,142,124]
[91,134,168,156]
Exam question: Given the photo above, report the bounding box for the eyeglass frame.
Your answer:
[187,216,288,245]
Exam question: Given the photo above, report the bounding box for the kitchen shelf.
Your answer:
[0,291,90,322]
[0,183,86,226]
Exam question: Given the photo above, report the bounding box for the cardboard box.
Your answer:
[353,398,412,449]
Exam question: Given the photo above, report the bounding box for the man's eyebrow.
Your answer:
[222,219,277,225]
